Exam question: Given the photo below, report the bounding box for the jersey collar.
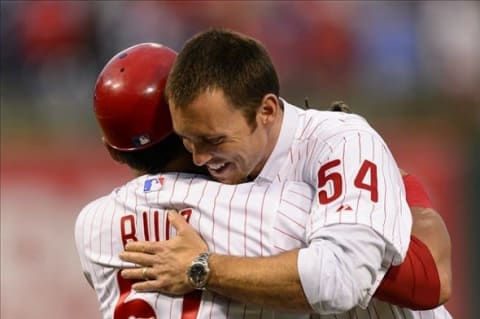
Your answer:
[255,99,300,183]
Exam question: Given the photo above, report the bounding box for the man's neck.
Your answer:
[249,106,284,179]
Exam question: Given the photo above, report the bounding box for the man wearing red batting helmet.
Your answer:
[77,42,317,319]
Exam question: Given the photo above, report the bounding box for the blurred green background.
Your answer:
[1,1,478,318]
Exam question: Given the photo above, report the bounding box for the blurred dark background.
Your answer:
[1,1,478,318]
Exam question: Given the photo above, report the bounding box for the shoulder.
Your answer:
[74,175,147,228]
[283,99,372,134]
[74,192,113,246]
[307,109,371,132]
[76,193,112,221]
[297,110,382,148]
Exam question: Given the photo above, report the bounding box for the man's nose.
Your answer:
[191,144,212,167]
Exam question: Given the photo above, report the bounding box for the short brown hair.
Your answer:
[165,28,280,127]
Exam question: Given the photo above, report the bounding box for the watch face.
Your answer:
[188,253,210,289]
[190,263,207,285]
[190,264,206,277]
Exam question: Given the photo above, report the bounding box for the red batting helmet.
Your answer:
[94,43,176,151]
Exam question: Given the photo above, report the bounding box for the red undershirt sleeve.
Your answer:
[402,174,433,208]
[374,174,440,309]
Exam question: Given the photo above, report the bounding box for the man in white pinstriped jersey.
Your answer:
[118,30,452,318]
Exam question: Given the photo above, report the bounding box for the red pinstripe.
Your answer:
[211,184,222,252]
[181,175,195,205]
[196,179,209,235]
[289,188,313,201]
[273,226,303,242]
[321,128,377,146]
[90,199,104,290]
[259,185,268,256]
[299,115,313,139]
[307,119,330,140]
[169,173,180,207]
[354,133,362,224]
[280,198,310,214]
[340,137,348,224]
[368,135,376,230]
[307,138,320,164]
[381,146,388,237]
[243,184,254,256]
[277,210,307,229]
[227,185,238,255]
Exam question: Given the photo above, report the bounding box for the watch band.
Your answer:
[196,252,211,264]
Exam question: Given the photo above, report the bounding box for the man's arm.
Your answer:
[326,104,452,308]
[207,250,311,311]
[119,212,310,311]
[206,175,453,312]
[375,172,452,309]
[119,175,451,311]
[410,208,452,304]
[121,213,386,313]
[404,173,452,304]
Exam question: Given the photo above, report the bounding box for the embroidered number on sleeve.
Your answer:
[317,159,378,204]
[354,160,378,202]
[317,159,343,204]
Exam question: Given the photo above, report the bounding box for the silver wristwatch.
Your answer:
[187,252,211,289]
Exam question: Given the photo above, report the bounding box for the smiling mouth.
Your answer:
[206,162,230,176]
[207,162,226,170]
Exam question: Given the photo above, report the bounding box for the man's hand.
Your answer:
[119,210,208,294]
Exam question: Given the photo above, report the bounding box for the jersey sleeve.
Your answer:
[300,119,412,310]
[306,128,412,264]
[298,223,386,313]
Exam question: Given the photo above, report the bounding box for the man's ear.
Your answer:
[258,93,281,125]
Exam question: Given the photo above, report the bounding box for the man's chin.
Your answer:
[211,173,245,185]
[207,162,251,184]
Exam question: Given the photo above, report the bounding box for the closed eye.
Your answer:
[205,136,224,145]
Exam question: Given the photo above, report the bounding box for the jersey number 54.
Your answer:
[317,159,378,204]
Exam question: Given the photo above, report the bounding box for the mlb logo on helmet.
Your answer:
[132,134,151,147]
[144,177,165,192]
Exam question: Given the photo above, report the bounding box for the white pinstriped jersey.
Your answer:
[75,173,314,319]
[255,101,451,318]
